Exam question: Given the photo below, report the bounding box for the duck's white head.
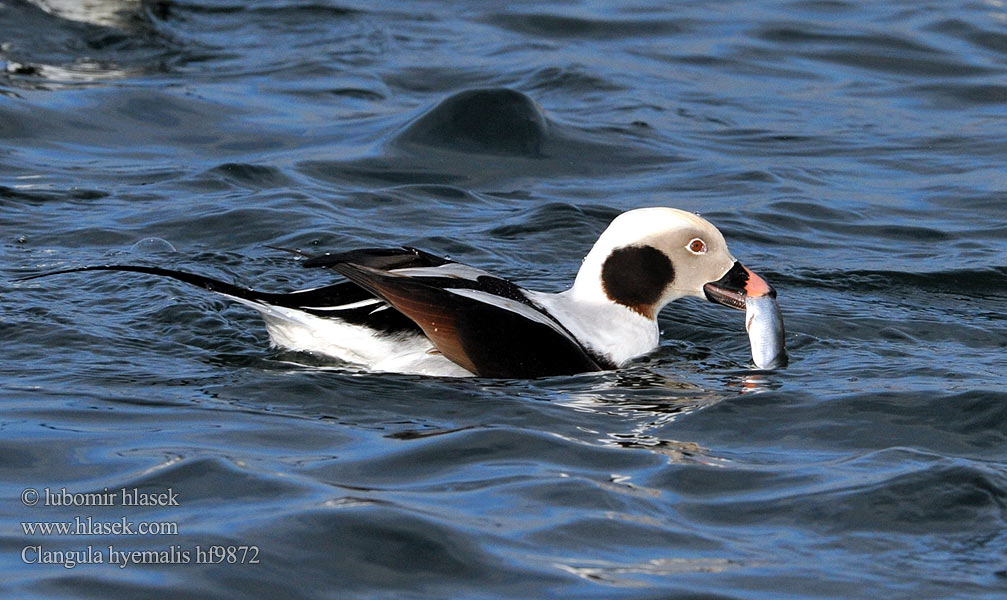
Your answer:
[570,207,774,319]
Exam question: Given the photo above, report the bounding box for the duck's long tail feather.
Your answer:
[17,264,290,303]
[16,264,422,333]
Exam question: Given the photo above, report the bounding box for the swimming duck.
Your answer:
[20,207,785,377]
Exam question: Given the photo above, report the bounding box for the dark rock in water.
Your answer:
[299,87,669,187]
[394,88,548,157]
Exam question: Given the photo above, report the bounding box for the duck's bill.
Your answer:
[703,261,775,309]
[704,261,787,369]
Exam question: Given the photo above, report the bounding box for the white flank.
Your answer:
[225,296,473,377]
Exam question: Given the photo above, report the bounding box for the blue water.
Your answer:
[3,0,1006,598]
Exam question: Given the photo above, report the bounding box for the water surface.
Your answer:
[3,0,1006,598]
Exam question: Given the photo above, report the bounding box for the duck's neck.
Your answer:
[528,288,660,368]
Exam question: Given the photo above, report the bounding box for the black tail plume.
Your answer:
[15,264,288,304]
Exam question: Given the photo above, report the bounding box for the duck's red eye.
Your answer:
[688,238,707,254]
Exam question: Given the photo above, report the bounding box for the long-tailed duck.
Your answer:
[19,207,786,377]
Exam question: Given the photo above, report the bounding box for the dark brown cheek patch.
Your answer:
[601,245,675,318]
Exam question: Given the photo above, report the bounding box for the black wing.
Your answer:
[300,246,452,271]
[327,258,608,378]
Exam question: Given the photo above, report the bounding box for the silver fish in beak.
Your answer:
[703,261,788,369]
[745,294,787,369]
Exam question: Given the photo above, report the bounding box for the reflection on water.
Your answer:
[553,369,784,465]
[553,557,743,588]
[31,0,139,28]
[3,59,141,86]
